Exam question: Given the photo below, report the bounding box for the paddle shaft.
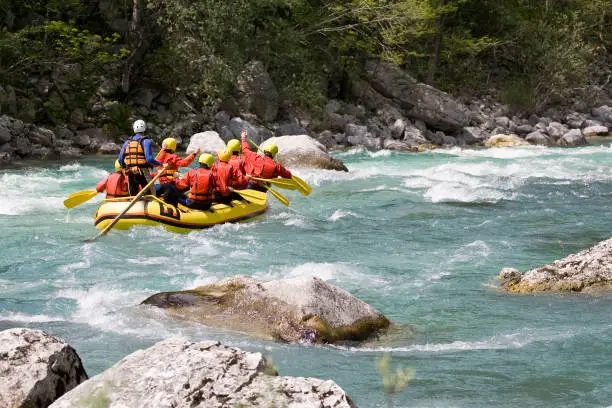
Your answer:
[86,169,165,242]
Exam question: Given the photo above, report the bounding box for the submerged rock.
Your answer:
[50,338,357,408]
[142,275,390,344]
[0,328,88,408]
[499,238,612,293]
[262,134,348,171]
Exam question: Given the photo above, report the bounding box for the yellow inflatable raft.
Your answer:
[93,195,268,233]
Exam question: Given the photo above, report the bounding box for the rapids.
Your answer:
[1,144,611,407]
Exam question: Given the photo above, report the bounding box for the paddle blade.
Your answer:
[292,175,312,196]
[234,189,267,206]
[266,186,290,207]
[250,176,298,190]
[64,190,98,208]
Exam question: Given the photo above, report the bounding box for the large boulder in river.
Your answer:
[261,134,348,171]
[142,275,390,344]
[0,328,88,408]
[499,238,612,293]
[359,60,472,131]
[50,338,356,408]
[186,130,226,154]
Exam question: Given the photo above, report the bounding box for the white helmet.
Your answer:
[133,119,146,133]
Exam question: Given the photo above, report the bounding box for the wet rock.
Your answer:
[262,134,348,171]
[0,328,88,408]
[485,134,529,147]
[546,122,568,140]
[402,125,428,147]
[50,338,357,408]
[186,131,226,154]
[142,275,389,343]
[499,238,612,293]
[515,124,534,135]
[558,129,586,146]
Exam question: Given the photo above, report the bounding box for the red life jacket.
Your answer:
[156,150,179,184]
[124,137,147,166]
[213,161,232,196]
[259,156,278,179]
[188,168,213,201]
[106,173,128,198]
[228,155,248,189]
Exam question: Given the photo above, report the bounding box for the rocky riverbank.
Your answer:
[1,60,611,167]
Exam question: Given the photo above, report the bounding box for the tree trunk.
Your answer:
[425,0,447,86]
[121,0,145,93]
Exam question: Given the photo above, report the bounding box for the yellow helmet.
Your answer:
[264,143,278,157]
[162,137,177,151]
[218,148,232,163]
[198,153,215,167]
[114,160,122,172]
[227,139,241,153]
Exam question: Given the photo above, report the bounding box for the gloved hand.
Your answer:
[240,129,247,140]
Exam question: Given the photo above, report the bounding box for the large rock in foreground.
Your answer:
[499,238,612,293]
[262,134,348,171]
[50,338,357,408]
[143,275,390,344]
[0,328,88,408]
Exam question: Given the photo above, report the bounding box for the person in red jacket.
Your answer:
[175,153,216,211]
[153,137,199,206]
[226,139,249,190]
[212,148,235,204]
[96,160,129,199]
[240,130,291,191]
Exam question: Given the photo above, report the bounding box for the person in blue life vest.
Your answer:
[118,119,162,196]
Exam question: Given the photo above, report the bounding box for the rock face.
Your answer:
[0,328,88,408]
[360,60,472,131]
[142,275,390,344]
[236,60,279,122]
[261,134,348,171]
[499,238,612,293]
[50,338,357,408]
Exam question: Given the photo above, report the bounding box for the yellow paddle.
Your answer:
[248,176,298,190]
[291,174,312,196]
[262,185,289,207]
[247,137,312,196]
[86,169,166,242]
[230,188,267,206]
[64,190,98,208]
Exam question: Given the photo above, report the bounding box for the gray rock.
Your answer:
[546,122,568,140]
[494,116,510,128]
[515,124,534,135]
[403,125,428,146]
[14,134,31,156]
[499,238,612,293]
[130,88,159,109]
[275,120,307,136]
[326,112,348,132]
[50,338,356,408]
[143,275,388,343]
[460,126,488,145]
[376,104,404,125]
[98,142,122,154]
[227,117,261,143]
[0,328,87,408]
[582,125,609,136]
[28,126,55,147]
[565,112,587,129]
[591,105,612,124]
[582,119,603,128]
[236,60,279,122]
[525,130,552,145]
[558,129,586,146]
[390,118,407,139]
[74,133,91,148]
[31,145,53,158]
[315,130,336,148]
[186,131,225,154]
[360,60,471,131]
[0,114,22,143]
[383,139,412,150]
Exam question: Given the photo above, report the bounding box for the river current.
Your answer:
[1,144,611,407]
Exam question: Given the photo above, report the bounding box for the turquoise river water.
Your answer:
[1,144,611,407]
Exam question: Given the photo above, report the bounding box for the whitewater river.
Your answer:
[1,144,611,407]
